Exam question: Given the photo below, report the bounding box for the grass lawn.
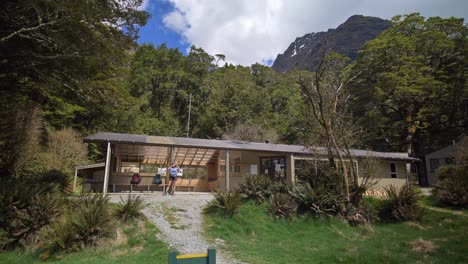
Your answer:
[203,202,468,264]
[0,219,169,264]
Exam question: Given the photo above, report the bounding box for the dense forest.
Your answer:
[0,1,466,184]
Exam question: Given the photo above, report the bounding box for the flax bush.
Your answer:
[37,194,115,259]
[0,180,62,250]
[379,185,425,222]
[204,190,243,217]
[267,193,297,219]
[238,175,272,202]
[115,195,146,222]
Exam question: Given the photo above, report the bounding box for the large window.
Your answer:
[260,156,286,180]
[390,162,397,178]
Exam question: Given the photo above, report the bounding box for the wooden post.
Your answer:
[286,154,295,185]
[225,149,230,191]
[166,147,174,185]
[102,142,111,196]
[168,251,177,264]
[73,168,78,192]
[208,248,216,264]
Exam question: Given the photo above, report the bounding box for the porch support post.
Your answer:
[73,168,78,192]
[286,154,295,185]
[102,142,111,196]
[225,149,230,191]
[166,146,174,184]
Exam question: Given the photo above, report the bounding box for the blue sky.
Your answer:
[137,1,189,53]
[136,0,468,66]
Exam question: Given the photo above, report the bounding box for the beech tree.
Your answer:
[348,13,468,184]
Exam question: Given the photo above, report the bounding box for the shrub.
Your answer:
[432,165,468,208]
[204,190,243,217]
[0,180,61,250]
[379,185,425,222]
[37,220,80,260]
[70,194,115,246]
[37,169,70,192]
[267,193,297,219]
[289,182,344,215]
[115,195,146,222]
[346,200,378,226]
[238,175,272,202]
[37,194,115,259]
[268,180,289,195]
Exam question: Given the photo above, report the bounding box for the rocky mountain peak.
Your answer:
[271,15,392,73]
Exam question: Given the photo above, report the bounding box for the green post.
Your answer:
[208,248,216,264]
[168,251,177,264]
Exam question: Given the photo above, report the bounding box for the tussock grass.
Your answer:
[410,238,437,255]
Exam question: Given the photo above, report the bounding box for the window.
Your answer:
[260,156,286,180]
[390,162,397,178]
[430,159,440,170]
[234,157,241,173]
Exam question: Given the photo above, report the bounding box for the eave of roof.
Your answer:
[75,162,105,170]
[84,132,419,162]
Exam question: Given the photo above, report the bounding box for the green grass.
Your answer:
[0,220,169,264]
[203,201,468,264]
[420,195,467,214]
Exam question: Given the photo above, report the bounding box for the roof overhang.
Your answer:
[84,132,420,162]
[75,162,105,170]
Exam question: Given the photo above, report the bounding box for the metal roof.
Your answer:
[84,132,419,162]
[75,162,105,170]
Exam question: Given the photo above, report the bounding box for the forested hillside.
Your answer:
[0,0,466,185]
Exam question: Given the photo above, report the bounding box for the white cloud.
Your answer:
[138,0,151,11]
[161,0,468,66]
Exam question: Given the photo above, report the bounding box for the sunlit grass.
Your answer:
[203,201,468,264]
[0,220,169,264]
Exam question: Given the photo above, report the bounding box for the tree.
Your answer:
[0,102,43,177]
[348,13,468,184]
[297,52,357,202]
[40,128,88,180]
[0,0,149,132]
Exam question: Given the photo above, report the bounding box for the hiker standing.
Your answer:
[164,163,179,195]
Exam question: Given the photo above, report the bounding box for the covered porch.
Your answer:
[81,133,296,195]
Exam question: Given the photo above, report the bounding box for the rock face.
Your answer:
[271,15,392,73]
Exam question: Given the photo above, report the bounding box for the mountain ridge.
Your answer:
[271,15,392,73]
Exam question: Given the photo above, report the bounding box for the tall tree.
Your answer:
[0,0,149,176]
[297,52,356,202]
[348,13,468,184]
[0,0,149,130]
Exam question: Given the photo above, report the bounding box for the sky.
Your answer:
[137,0,468,66]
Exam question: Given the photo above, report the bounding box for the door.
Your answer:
[260,156,286,180]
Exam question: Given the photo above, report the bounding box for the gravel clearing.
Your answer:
[109,193,246,264]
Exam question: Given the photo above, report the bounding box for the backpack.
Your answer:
[131,173,141,184]
[169,167,178,177]
[153,174,162,184]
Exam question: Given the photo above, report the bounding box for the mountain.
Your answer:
[271,15,392,73]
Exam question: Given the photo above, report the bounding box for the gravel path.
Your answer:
[110,193,246,264]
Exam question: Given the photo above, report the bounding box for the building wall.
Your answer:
[425,145,455,186]
[217,150,290,191]
[358,160,407,191]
